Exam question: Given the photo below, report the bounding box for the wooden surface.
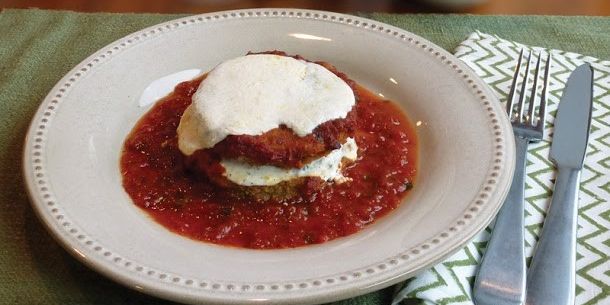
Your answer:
[2,0,610,15]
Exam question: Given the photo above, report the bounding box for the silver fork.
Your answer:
[473,50,551,305]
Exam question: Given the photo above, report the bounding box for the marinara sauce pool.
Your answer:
[121,66,417,249]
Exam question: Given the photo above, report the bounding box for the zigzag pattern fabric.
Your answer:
[393,31,610,305]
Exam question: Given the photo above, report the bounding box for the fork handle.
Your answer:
[525,167,580,305]
[473,135,527,305]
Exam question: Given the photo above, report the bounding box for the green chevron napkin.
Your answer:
[393,31,610,305]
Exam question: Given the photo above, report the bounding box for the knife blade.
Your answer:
[549,64,594,169]
[525,63,594,305]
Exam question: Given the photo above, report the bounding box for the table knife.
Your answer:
[525,63,594,305]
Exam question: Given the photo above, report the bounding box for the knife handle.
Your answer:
[526,167,580,305]
[473,136,527,305]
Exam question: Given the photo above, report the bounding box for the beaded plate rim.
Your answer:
[23,8,514,305]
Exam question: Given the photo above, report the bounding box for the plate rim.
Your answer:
[23,8,515,305]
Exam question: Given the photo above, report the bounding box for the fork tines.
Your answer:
[506,49,552,130]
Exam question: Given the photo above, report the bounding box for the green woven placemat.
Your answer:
[1,8,609,305]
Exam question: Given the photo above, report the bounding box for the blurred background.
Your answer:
[2,0,610,15]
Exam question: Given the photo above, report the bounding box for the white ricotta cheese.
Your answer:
[221,138,358,186]
[177,54,355,155]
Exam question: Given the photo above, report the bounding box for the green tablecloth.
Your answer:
[1,9,609,305]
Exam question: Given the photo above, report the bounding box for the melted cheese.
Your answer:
[177,54,355,155]
[221,138,358,186]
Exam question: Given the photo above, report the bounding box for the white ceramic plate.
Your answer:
[23,9,515,305]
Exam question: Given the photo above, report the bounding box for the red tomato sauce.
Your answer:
[121,77,417,249]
